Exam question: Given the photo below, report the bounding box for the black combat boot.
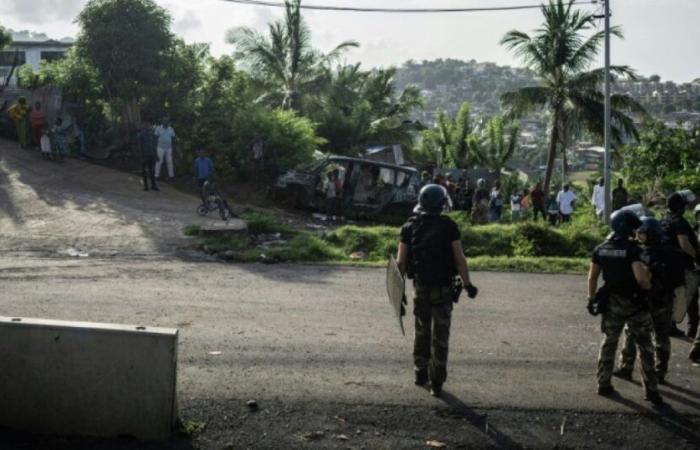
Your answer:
[689,346,700,363]
[613,367,633,381]
[597,385,615,397]
[414,369,428,386]
[645,390,664,406]
[430,382,442,397]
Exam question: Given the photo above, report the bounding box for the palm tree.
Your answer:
[227,0,358,111]
[472,117,520,172]
[419,102,477,168]
[311,65,423,155]
[500,0,645,194]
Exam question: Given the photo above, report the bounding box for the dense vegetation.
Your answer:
[8,0,700,254]
[16,0,423,179]
[194,209,601,273]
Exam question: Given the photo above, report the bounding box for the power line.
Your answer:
[220,0,598,14]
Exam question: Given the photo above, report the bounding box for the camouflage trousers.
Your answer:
[598,293,658,393]
[413,281,453,386]
[618,303,672,378]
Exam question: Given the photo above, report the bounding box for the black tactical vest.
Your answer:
[407,215,458,287]
[593,238,641,295]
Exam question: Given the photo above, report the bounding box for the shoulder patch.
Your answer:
[598,248,627,258]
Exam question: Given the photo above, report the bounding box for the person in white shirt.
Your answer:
[556,184,577,223]
[39,126,52,160]
[154,120,176,180]
[591,178,605,221]
[510,192,522,222]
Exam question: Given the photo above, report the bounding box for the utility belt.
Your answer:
[414,276,462,303]
[605,286,643,299]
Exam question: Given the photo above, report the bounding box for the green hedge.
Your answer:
[325,221,606,260]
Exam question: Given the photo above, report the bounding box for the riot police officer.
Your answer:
[615,217,684,384]
[396,184,478,397]
[587,210,662,405]
[662,191,699,337]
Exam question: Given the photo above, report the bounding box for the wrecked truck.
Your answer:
[271,156,421,218]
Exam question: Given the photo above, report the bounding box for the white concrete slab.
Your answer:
[0,316,178,440]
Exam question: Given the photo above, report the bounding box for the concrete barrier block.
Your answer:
[0,316,178,440]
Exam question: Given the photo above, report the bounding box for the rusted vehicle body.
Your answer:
[272,156,420,217]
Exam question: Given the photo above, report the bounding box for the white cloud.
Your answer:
[173,10,202,34]
[0,0,86,24]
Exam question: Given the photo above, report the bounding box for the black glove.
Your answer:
[586,297,598,316]
[400,294,407,316]
[465,283,478,299]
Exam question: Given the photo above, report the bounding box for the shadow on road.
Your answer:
[606,392,700,444]
[622,377,700,412]
[664,380,700,401]
[435,389,523,449]
[0,158,24,224]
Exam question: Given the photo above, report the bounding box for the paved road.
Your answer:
[1,141,699,449]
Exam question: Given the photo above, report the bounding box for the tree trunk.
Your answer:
[543,106,560,197]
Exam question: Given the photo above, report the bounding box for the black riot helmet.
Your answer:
[638,216,663,243]
[414,184,448,215]
[610,209,642,238]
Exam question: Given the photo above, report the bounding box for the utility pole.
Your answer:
[603,0,612,223]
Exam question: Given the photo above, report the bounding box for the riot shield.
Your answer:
[673,285,689,323]
[386,255,406,336]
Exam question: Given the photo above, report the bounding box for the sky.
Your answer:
[1,0,699,83]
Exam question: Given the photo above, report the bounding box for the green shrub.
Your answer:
[469,256,588,274]
[270,234,344,262]
[183,224,201,236]
[202,236,248,253]
[240,211,293,235]
[461,224,515,256]
[325,225,398,259]
[511,223,569,257]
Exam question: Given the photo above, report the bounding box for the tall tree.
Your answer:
[306,64,422,155]
[227,0,358,111]
[0,25,10,50]
[500,0,645,194]
[76,0,174,128]
[0,25,14,93]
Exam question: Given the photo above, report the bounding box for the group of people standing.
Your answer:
[424,172,585,226]
[136,120,177,191]
[7,97,75,162]
[588,190,700,406]
[591,178,629,221]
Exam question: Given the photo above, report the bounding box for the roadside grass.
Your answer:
[239,210,295,235]
[183,224,201,236]
[195,213,600,274]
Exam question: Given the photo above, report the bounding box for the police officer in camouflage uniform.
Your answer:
[587,210,663,405]
[397,184,478,397]
[615,217,685,384]
[661,191,699,337]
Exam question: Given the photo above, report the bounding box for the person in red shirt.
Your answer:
[530,182,546,222]
[30,101,46,149]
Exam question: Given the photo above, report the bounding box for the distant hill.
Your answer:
[395,59,700,125]
[394,58,539,124]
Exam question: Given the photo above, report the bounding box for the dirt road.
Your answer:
[1,140,699,449]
